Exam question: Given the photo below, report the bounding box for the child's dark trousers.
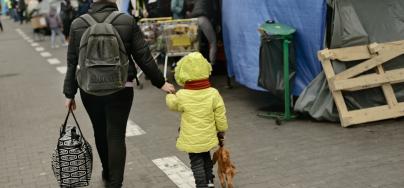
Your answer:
[189,152,214,188]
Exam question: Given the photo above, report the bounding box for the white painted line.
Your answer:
[35,47,45,52]
[56,66,67,74]
[47,58,61,65]
[126,120,146,137]
[27,40,34,43]
[40,52,52,57]
[153,156,195,188]
[31,43,39,47]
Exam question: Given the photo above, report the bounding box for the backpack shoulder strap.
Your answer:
[103,11,124,24]
[80,14,98,26]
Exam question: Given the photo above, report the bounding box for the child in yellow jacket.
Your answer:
[166,52,228,188]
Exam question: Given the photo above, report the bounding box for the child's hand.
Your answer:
[217,132,225,146]
[217,132,225,139]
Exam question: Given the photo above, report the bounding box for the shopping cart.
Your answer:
[138,17,172,54]
[135,17,172,88]
[160,18,199,79]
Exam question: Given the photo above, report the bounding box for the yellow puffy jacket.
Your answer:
[166,52,228,153]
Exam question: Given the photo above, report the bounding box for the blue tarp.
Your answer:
[222,0,327,95]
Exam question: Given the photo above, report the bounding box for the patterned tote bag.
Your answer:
[52,110,93,187]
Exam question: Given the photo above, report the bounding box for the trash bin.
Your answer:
[258,22,296,98]
[257,21,297,125]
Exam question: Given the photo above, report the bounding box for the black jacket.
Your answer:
[63,2,165,99]
[189,0,213,20]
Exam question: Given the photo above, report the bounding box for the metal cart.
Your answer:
[159,18,200,79]
[136,17,172,88]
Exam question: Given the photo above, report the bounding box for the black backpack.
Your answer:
[76,11,129,96]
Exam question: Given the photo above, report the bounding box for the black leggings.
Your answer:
[80,88,133,188]
[189,152,214,188]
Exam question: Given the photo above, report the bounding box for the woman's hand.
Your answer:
[65,98,76,110]
[161,82,176,94]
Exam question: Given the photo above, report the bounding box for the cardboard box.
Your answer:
[31,16,47,29]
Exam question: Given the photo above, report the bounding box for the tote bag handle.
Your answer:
[60,109,88,143]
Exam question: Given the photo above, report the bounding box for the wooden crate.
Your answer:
[318,40,404,127]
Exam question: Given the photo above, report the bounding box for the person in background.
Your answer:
[130,0,147,19]
[171,0,184,19]
[157,0,171,17]
[145,0,158,18]
[76,0,92,17]
[17,0,26,24]
[0,14,3,32]
[0,3,3,32]
[31,0,48,41]
[10,0,19,22]
[60,0,74,42]
[47,6,66,48]
[186,0,217,65]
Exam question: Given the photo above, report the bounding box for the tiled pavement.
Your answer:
[1,18,404,188]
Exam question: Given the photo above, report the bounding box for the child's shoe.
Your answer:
[207,182,215,187]
[207,179,215,187]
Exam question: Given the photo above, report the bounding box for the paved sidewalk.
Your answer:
[1,18,404,188]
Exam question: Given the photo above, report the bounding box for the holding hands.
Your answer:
[161,82,176,94]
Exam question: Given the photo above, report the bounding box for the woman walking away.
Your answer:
[63,0,176,187]
[166,52,229,188]
[47,7,66,48]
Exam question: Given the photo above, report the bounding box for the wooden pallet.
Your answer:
[318,40,404,127]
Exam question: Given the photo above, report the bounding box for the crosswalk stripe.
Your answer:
[31,43,39,47]
[40,52,52,57]
[35,47,45,52]
[56,66,67,74]
[126,120,146,137]
[152,156,196,188]
[47,58,61,65]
